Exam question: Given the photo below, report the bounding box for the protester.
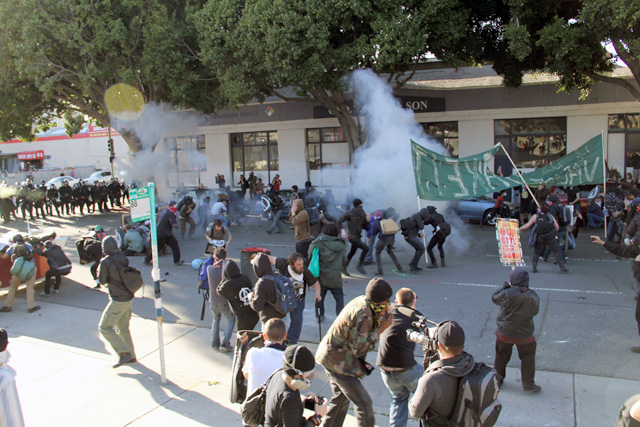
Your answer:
[290,199,313,262]
[217,260,259,331]
[208,247,235,352]
[492,268,542,392]
[121,223,146,256]
[409,321,475,424]
[338,198,369,276]
[0,235,40,313]
[144,202,185,266]
[377,288,424,427]
[36,238,72,296]
[264,345,327,427]
[98,236,137,367]
[308,222,347,320]
[0,329,25,427]
[242,318,287,396]
[316,278,393,426]
[249,253,285,327]
[267,253,321,344]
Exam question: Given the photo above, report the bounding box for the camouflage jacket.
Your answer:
[316,295,380,378]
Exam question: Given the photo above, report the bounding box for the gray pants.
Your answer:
[323,369,375,427]
[99,298,135,357]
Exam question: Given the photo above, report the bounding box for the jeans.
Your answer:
[380,364,424,427]
[364,234,377,263]
[404,235,425,268]
[375,238,401,273]
[287,297,305,344]
[99,298,135,357]
[494,339,537,388]
[319,287,344,317]
[211,302,236,348]
[323,369,375,427]
[587,213,604,228]
[606,220,623,243]
[267,209,283,233]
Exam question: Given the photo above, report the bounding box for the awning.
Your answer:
[16,150,44,161]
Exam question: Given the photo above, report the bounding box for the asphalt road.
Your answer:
[1,208,637,382]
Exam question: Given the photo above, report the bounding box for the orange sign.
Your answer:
[495,219,525,266]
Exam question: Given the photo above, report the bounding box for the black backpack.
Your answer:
[110,256,144,294]
[241,369,281,427]
[399,218,412,235]
[177,195,193,211]
[535,213,555,237]
[557,204,571,227]
[76,237,102,264]
[263,272,297,314]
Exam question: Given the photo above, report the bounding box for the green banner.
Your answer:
[412,134,604,201]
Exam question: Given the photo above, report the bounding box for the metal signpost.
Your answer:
[129,184,167,383]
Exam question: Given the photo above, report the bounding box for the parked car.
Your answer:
[84,170,112,185]
[451,195,519,225]
[45,176,79,189]
[261,190,292,223]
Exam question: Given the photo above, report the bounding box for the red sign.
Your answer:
[16,150,45,161]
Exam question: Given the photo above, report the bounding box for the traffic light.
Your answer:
[107,138,114,154]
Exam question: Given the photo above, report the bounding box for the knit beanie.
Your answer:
[365,278,393,303]
[283,345,316,375]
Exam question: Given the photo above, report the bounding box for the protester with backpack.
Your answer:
[207,248,236,352]
[371,211,402,276]
[248,253,286,327]
[409,322,476,425]
[36,238,72,296]
[266,252,321,345]
[541,194,569,262]
[492,268,541,392]
[0,234,40,313]
[98,236,137,367]
[217,260,259,331]
[424,206,451,269]
[520,204,569,273]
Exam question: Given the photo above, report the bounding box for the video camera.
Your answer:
[406,315,439,353]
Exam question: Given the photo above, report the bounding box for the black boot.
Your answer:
[356,263,366,275]
[440,257,446,267]
[559,262,569,273]
[341,266,350,277]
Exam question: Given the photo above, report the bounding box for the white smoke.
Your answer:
[111,103,208,201]
[345,69,471,255]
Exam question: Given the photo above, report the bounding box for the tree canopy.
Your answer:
[194,0,435,152]
[0,0,220,150]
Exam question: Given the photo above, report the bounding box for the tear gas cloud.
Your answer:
[341,69,471,255]
[111,103,208,201]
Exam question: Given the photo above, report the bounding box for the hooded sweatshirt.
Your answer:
[217,260,254,316]
[249,253,285,322]
[291,199,311,241]
[98,236,133,302]
[0,350,25,427]
[409,352,475,426]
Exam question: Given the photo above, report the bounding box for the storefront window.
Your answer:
[494,118,567,171]
[609,114,640,175]
[230,131,279,173]
[166,135,206,172]
[306,127,351,186]
[421,121,459,158]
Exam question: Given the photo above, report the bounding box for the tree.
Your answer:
[436,0,640,102]
[0,0,220,151]
[194,0,435,152]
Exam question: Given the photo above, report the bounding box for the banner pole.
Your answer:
[417,196,429,266]
[497,143,540,210]
[148,182,167,384]
[602,130,607,238]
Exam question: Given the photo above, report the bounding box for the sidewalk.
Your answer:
[1,300,636,427]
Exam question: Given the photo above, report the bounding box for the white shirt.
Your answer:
[0,351,25,427]
[242,346,284,396]
[210,201,227,216]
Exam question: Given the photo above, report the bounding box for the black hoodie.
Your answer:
[217,260,254,316]
[98,236,133,302]
[249,253,284,322]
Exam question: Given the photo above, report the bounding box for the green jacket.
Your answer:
[308,233,347,289]
[316,296,380,378]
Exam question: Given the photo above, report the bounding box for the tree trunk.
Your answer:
[308,87,364,154]
[118,129,144,154]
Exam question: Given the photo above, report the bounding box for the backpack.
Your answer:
[448,362,502,427]
[76,237,101,264]
[10,256,36,282]
[264,272,297,314]
[110,257,144,294]
[177,195,193,212]
[11,243,33,262]
[535,213,555,237]
[558,204,571,227]
[197,257,216,320]
[381,219,399,235]
[436,223,451,239]
[270,194,283,211]
[241,369,280,427]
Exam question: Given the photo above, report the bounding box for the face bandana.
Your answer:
[369,301,389,314]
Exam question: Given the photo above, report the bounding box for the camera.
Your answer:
[406,315,438,353]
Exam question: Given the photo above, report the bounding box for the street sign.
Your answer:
[129,186,152,223]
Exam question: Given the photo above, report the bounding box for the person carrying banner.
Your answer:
[520,204,569,273]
